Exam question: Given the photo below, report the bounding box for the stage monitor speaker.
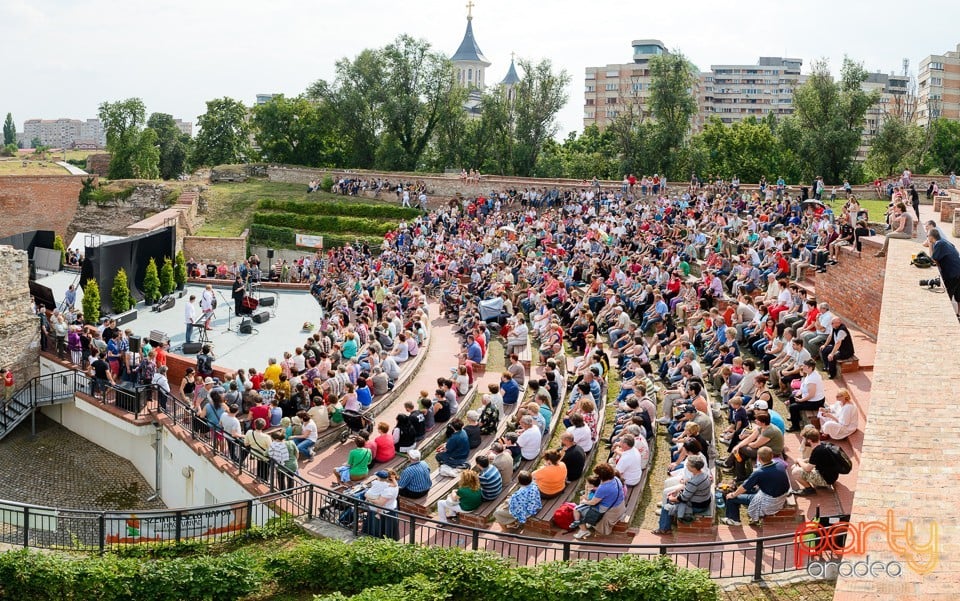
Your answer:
[154,295,175,312]
[112,309,138,327]
[267,248,275,259]
[259,296,275,307]
[129,335,141,354]
[239,319,252,334]
[182,342,203,355]
[252,311,270,324]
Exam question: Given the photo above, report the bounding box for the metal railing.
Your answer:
[0,371,817,581]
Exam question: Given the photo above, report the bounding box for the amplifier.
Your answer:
[182,342,203,355]
[239,319,252,334]
[259,296,275,307]
[252,311,270,324]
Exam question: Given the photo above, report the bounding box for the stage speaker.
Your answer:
[182,342,203,355]
[129,335,141,354]
[239,319,252,334]
[113,309,138,327]
[178,290,186,299]
[154,295,175,312]
[267,248,275,259]
[259,296,275,307]
[252,311,270,324]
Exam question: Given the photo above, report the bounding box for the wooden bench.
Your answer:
[838,355,860,373]
[517,346,533,371]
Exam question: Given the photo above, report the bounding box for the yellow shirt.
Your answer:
[263,364,282,386]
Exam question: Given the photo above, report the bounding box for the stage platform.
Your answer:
[37,271,325,369]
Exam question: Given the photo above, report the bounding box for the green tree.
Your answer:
[928,118,960,175]
[111,268,132,313]
[29,136,41,149]
[1,143,17,157]
[159,257,175,296]
[2,112,14,145]
[865,117,922,178]
[648,52,698,179]
[784,58,879,183]
[82,279,101,324]
[694,117,785,183]
[142,258,161,304]
[192,97,252,167]
[147,112,192,179]
[307,55,381,169]
[509,59,570,176]
[98,98,160,180]
[252,95,339,166]
[53,234,66,266]
[174,250,188,289]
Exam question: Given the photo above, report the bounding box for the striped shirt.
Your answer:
[478,465,502,500]
[397,461,432,494]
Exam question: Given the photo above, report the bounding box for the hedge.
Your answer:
[249,223,382,250]
[257,198,421,220]
[252,211,396,236]
[0,538,719,601]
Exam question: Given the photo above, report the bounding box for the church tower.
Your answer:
[500,53,521,102]
[451,1,491,116]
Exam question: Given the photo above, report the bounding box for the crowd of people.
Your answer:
[35,169,960,544]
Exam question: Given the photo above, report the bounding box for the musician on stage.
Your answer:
[232,274,245,315]
[200,284,216,329]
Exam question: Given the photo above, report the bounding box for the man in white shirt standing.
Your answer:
[200,284,216,330]
[184,295,197,344]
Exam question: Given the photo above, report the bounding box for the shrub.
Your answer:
[82,278,100,323]
[249,223,296,246]
[142,258,161,304]
[174,251,187,289]
[257,198,420,220]
[159,257,175,296]
[111,268,132,313]
[53,234,66,266]
[321,175,334,192]
[78,177,96,206]
[252,212,395,236]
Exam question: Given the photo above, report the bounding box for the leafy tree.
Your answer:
[784,58,879,183]
[1,143,17,157]
[192,97,252,167]
[98,98,160,180]
[82,279,101,324]
[147,112,191,179]
[142,258,161,304]
[252,95,339,166]
[865,117,923,178]
[53,234,66,266]
[509,59,569,176]
[307,56,381,169]
[928,118,960,175]
[29,136,42,149]
[2,112,14,145]
[174,250,188,289]
[78,177,96,206]
[694,117,785,183]
[111,268,132,313]
[159,257,175,296]
[648,52,698,179]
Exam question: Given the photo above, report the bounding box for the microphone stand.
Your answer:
[218,290,234,332]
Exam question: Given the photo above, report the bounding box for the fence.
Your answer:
[1,372,818,581]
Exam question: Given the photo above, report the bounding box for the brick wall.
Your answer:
[164,352,232,397]
[182,230,249,265]
[814,237,885,338]
[0,175,91,239]
[0,247,41,385]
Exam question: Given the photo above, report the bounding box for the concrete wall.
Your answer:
[0,175,89,239]
[0,247,41,385]
[813,236,885,339]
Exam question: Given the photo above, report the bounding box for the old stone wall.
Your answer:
[0,175,89,239]
[85,153,111,177]
[0,246,41,385]
[813,236,885,339]
[182,230,249,266]
[67,184,196,242]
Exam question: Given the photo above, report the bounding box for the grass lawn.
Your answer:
[0,158,70,175]
[825,198,888,223]
[197,180,407,237]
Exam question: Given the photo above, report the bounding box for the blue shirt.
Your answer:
[441,430,470,465]
[594,477,625,510]
[357,387,373,407]
[500,379,520,405]
[466,342,482,364]
[742,460,790,497]
[768,409,786,434]
[397,461,432,493]
[508,484,542,524]
[478,465,502,500]
[932,239,960,280]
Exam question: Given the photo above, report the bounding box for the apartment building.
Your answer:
[583,40,670,129]
[858,72,912,159]
[917,43,960,127]
[699,57,804,125]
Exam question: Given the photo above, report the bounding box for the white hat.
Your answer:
[408,449,421,461]
[753,400,769,411]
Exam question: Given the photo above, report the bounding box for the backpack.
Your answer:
[911,252,933,268]
[823,443,852,475]
[551,503,577,530]
[138,359,156,385]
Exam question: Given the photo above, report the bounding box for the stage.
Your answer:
[37,271,326,369]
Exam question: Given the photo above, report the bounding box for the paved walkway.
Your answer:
[834,204,959,600]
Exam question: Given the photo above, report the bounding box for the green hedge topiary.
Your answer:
[82,278,101,323]
[257,198,420,220]
[249,223,296,246]
[159,257,175,296]
[142,258,161,304]
[252,212,396,236]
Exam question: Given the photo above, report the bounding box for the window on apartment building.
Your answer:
[606,71,620,78]
[606,110,618,118]
[606,97,618,105]
[605,83,618,91]
[585,111,595,119]
[586,99,595,106]
[585,72,596,80]
[632,82,643,92]
[585,85,595,92]
[931,62,944,70]
[932,77,943,86]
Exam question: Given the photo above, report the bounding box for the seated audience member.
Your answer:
[493,470,542,530]
[720,446,790,526]
[396,450,432,498]
[816,388,858,441]
[790,427,842,496]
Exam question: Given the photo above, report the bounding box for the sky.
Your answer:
[1,0,957,139]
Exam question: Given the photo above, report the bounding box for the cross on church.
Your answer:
[466,0,475,19]
[511,51,515,62]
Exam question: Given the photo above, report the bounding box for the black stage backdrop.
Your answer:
[81,226,176,313]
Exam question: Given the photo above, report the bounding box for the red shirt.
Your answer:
[155,347,167,368]
[250,373,263,391]
[374,434,396,462]
[249,404,270,425]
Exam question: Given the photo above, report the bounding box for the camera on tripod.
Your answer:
[919,277,941,289]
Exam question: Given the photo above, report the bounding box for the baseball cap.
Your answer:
[753,400,769,410]
[407,449,421,461]
[375,470,390,479]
